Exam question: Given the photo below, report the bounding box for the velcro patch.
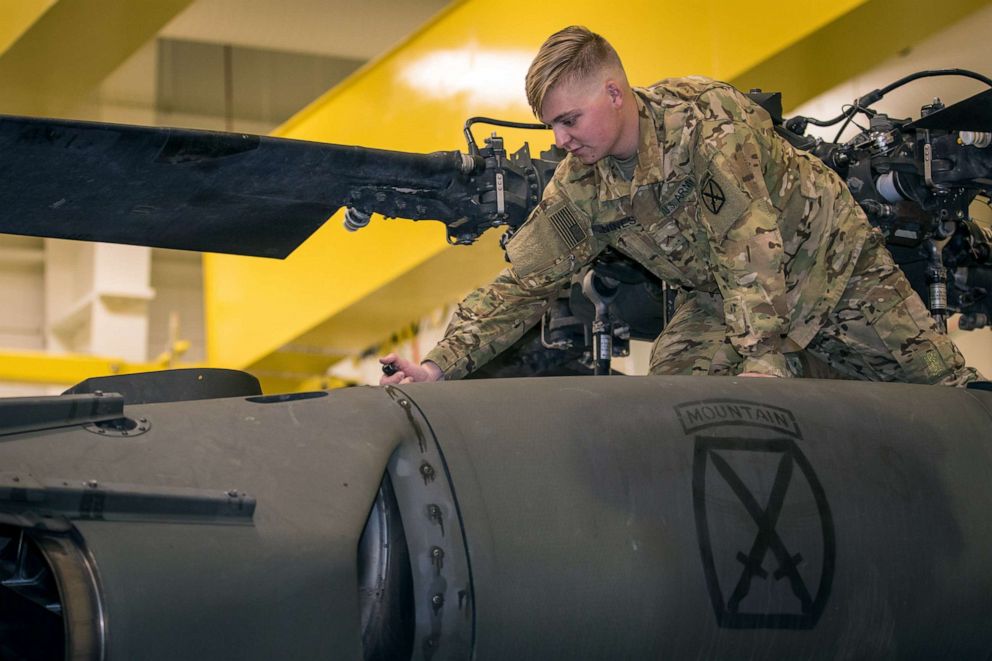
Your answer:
[697,155,749,239]
[660,178,696,216]
[549,205,584,249]
[592,217,638,234]
[700,174,726,214]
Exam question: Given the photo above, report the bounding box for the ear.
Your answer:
[605,81,624,108]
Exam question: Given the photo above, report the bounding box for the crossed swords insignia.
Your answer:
[693,437,835,629]
[709,450,812,613]
[701,174,726,214]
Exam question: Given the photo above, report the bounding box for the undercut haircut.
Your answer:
[525,26,625,118]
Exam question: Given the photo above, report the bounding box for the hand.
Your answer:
[379,353,444,385]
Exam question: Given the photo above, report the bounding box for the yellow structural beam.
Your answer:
[0,349,199,388]
[204,0,990,389]
[252,373,353,396]
[0,1,57,57]
[0,0,194,116]
[730,0,992,110]
[247,345,350,393]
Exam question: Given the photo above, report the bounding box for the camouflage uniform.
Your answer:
[425,77,980,385]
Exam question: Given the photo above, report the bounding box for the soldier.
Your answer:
[381,25,981,386]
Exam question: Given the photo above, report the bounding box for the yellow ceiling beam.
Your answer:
[0,347,347,395]
[0,0,57,57]
[252,373,352,396]
[0,349,199,387]
[0,0,194,116]
[730,0,992,110]
[204,0,989,377]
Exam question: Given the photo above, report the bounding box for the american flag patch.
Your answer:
[548,205,584,249]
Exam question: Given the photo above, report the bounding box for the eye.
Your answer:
[561,117,576,128]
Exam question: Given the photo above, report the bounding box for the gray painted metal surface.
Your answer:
[0,376,989,659]
[396,376,992,660]
[0,387,407,659]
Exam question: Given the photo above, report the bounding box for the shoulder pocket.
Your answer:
[697,153,748,240]
[506,197,590,281]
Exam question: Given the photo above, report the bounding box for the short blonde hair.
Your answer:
[525,26,625,118]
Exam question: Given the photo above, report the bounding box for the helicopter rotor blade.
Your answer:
[0,115,465,259]
[906,87,992,132]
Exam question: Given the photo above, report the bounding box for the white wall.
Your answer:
[0,237,44,351]
[148,249,206,364]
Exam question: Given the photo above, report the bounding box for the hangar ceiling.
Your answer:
[0,0,450,393]
[0,0,990,393]
[204,0,992,392]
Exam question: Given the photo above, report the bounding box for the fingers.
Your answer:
[379,353,406,385]
[379,369,406,386]
[378,353,439,385]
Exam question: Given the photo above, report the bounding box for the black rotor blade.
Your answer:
[0,116,464,259]
[907,88,992,132]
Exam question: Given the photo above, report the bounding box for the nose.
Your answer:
[553,126,571,150]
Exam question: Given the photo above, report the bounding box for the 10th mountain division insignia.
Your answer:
[678,399,835,630]
[700,173,726,214]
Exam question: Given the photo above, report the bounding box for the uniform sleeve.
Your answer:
[423,267,565,380]
[693,91,792,377]
[424,180,593,380]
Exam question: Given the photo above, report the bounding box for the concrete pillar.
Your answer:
[44,239,154,362]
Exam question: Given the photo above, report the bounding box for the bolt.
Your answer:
[227,490,239,498]
[432,593,444,607]
[139,417,148,424]
[398,399,409,407]
[86,480,99,489]
[420,462,435,480]
[11,476,19,483]
[431,547,444,558]
[93,390,103,396]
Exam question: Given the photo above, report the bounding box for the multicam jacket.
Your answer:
[425,76,870,379]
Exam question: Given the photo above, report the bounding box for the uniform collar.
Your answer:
[594,90,665,202]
